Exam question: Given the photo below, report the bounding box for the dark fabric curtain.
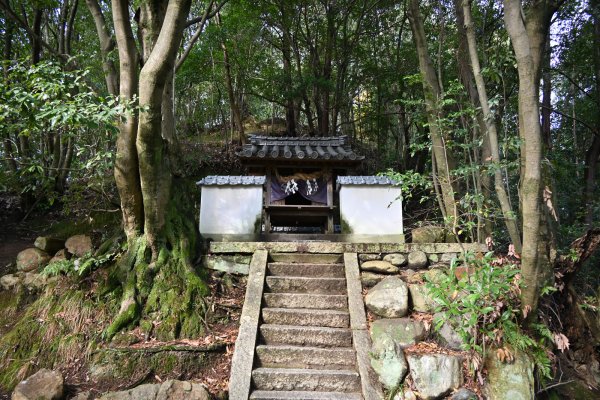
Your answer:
[270,177,328,204]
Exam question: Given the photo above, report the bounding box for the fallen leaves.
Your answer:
[553,332,570,352]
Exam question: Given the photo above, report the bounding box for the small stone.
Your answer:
[65,234,93,257]
[72,392,94,400]
[361,272,386,288]
[408,284,437,313]
[451,388,478,400]
[156,380,210,400]
[423,269,447,283]
[407,353,463,399]
[16,248,51,272]
[361,260,399,274]
[0,273,22,291]
[12,369,64,400]
[433,313,465,350]
[370,332,408,389]
[383,253,407,266]
[365,277,409,318]
[412,226,446,243]
[359,253,381,261]
[49,249,69,264]
[441,253,459,264]
[485,349,534,400]
[428,254,440,263]
[407,250,428,269]
[22,272,48,291]
[370,318,427,347]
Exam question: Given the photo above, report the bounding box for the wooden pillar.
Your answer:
[265,167,272,233]
[326,167,334,234]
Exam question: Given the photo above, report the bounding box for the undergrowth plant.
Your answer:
[426,252,554,379]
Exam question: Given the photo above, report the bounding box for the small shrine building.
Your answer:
[197,135,403,242]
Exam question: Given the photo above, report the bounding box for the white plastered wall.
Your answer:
[339,185,403,235]
[199,186,263,235]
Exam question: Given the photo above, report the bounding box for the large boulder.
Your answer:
[361,272,386,288]
[406,353,463,400]
[365,277,409,318]
[440,252,459,264]
[65,234,93,257]
[22,272,49,291]
[408,283,437,313]
[370,332,408,389]
[99,380,210,400]
[383,253,408,267]
[361,260,399,274]
[485,349,534,400]
[370,318,427,347]
[33,236,65,255]
[12,369,64,400]
[411,226,446,243]
[407,250,428,269]
[16,248,51,272]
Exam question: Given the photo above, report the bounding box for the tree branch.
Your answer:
[541,105,599,137]
[176,0,227,71]
[550,67,596,101]
[185,0,227,27]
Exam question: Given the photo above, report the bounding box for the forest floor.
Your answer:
[0,196,245,399]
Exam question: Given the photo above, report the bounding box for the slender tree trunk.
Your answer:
[112,0,144,240]
[503,0,557,314]
[216,13,244,144]
[463,0,522,250]
[407,0,458,225]
[2,21,17,172]
[86,0,119,95]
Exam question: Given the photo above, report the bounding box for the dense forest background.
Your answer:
[1,0,600,397]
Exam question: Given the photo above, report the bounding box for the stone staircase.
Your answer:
[229,251,381,400]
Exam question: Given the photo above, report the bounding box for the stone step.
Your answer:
[250,391,362,400]
[252,368,361,392]
[259,324,352,347]
[262,308,350,328]
[270,253,343,264]
[255,345,356,369]
[268,262,345,278]
[266,276,347,295]
[263,293,348,311]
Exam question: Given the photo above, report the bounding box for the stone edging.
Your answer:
[228,249,268,399]
[210,241,487,255]
[344,253,384,399]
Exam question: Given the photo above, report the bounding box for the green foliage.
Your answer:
[426,252,553,379]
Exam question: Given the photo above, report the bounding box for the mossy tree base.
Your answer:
[106,179,209,341]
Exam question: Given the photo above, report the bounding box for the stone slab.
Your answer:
[266,276,347,294]
[203,255,251,275]
[250,391,362,400]
[255,345,356,369]
[263,293,348,310]
[267,262,345,278]
[259,324,352,347]
[211,242,487,255]
[262,308,350,328]
[251,368,361,392]
[228,249,268,400]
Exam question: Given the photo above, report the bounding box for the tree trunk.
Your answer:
[503,0,556,315]
[462,0,522,250]
[85,0,119,95]
[112,0,144,240]
[407,0,458,225]
[217,13,244,144]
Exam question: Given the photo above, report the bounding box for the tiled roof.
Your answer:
[196,175,266,186]
[237,135,364,162]
[336,176,399,186]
